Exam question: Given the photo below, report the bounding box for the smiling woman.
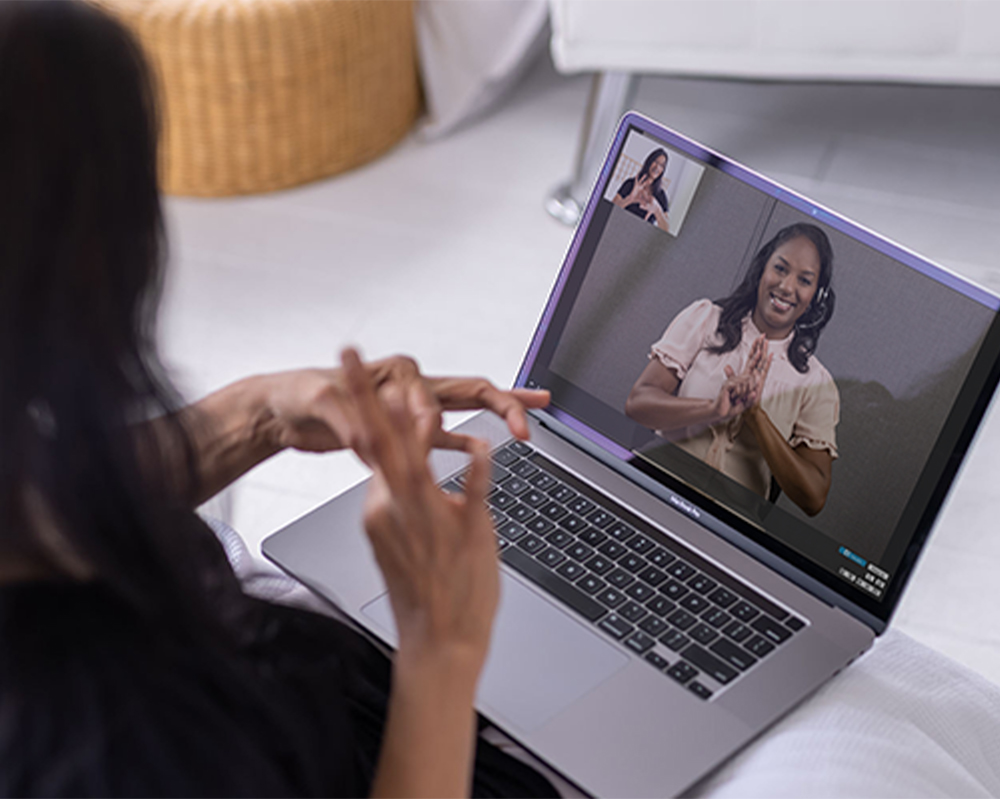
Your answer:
[625,224,840,516]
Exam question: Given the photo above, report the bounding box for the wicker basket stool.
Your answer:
[95,0,420,196]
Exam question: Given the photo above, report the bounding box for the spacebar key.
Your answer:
[502,548,607,622]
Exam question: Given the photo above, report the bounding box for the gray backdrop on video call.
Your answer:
[549,167,993,562]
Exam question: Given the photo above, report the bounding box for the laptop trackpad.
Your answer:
[362,571,629,732]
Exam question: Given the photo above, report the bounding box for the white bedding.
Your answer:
[210,518,1000,797]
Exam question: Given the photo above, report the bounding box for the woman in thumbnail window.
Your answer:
[613,148,670,230]
[625,224,839,516]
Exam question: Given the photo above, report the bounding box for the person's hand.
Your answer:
[711,336,772,421]
[626,174,653,206]
[343,348,499,670]
[256,356,550,455]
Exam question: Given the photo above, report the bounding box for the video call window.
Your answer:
[532,127,998,605]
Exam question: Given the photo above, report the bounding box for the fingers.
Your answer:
[429,378,550,441]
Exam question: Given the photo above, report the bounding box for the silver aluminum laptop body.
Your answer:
[264,113,1000,797]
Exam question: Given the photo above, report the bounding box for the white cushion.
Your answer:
[550,0,1000,85]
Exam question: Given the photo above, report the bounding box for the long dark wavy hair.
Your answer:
[637,148,669,197]
[0,1,250,645]
[709,223,835,373]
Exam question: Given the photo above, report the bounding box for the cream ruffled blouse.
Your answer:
[649,299,839,498]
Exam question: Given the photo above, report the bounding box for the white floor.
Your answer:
[161,55,1000,685]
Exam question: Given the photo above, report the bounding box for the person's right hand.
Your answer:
[343,348,500,673]
[626,174,653,206]
[711,336,772,421]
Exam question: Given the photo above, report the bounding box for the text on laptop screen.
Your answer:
[521,120,1000,619]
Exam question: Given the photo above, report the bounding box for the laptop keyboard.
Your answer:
[443,441,807,701]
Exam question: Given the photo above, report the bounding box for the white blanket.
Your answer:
[209,518,1000,797]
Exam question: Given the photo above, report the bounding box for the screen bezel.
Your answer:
[516,111,1000,627]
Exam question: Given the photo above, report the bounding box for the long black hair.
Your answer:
[0,1,249,644]
[637,147,669,197]
[709,223,835,373]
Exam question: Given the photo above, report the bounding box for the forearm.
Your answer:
[372,648,482,798]
[144,375,285,506]
[743,407,828,515]
[626,386,720,433]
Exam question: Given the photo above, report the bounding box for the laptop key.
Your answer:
[667,561,697,581]
[661,580,689,600]
[492,448,520,467]
[566,542,595,562]
[666,661,698,685]
[586,509,615,529]
[688,574,717,594]
[606,521,636,542]
[576,574,606,595]
[689,623,718,646]
[710,638,758,671]
[605,568,633,589]
[731,601,760,622]
[528,471,557,491]
[545,529,574,549]
[682,644,738,684]
[598,614,634,640]
[507,441,533,457]
[639,616,669,637]
[660,629,689,651]
[702,608,731,629]
[624,630,656,655]
[584,555,614,576]
[626,535,655,555]
[596,588,627,609]
[638,565,667,587]
[646,596,676,618]
[488,491,517,511]
[526,517,556,536]
[500,476,531,496]
[648,548,676,569]
[556,561,586,582]
[508,504,536,523]
[489,508,505,526]
[644,651,670,671]
[567,497,596,516]
[619,601,647,623]
[549,485,578,504]
[708,586,738,608]
[597,540,627,559]
[538,547,566,569]
[501,547,606,623]
[745,635,776,658]
[667,608,697,630]
[577,527,607,547]
[520,490,548,509]
[510,460,538,479]
[497,521,527,542]
[560,514,587,533]
[625,582,655,603]
[517,535,545,555]
[723,621,752,643]
[540,501,569,522]
[620,554,645,573]
[679,594,710,614]
[785,616,806,632]
[751,615,793,644]
[688,681,713,700]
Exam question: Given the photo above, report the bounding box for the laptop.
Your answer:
[263,112,1000,797]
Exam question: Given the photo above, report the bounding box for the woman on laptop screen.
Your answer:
[612,147,671,230]
[626,224,839,516]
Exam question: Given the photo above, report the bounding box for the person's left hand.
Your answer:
[256,355,551,455]
[727,335,772,411]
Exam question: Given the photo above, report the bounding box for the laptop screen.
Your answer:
[518,114,1000,623]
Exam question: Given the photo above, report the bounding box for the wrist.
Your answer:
[236,374,289,456]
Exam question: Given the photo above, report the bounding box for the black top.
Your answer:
[617,177,669,224]
[0,583,555,797]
